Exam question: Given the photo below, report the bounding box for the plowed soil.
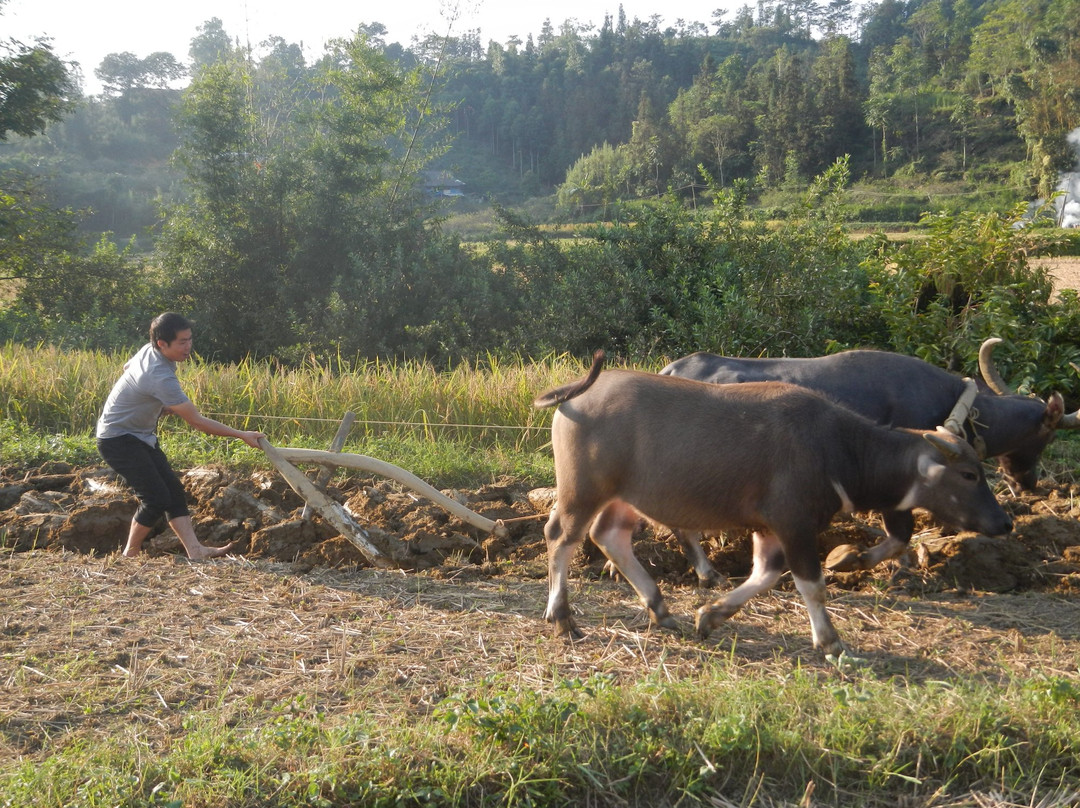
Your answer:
[1033,255,1080,295]
[4,458,1080,607]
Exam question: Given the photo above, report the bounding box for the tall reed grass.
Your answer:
[1,344,596,445]
[0,343,608,484]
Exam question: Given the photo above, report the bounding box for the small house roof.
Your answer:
[419,170,465,188]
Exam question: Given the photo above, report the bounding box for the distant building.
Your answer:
[419,170,466,197]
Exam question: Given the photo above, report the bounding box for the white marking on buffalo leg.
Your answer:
[894,482,923,512]
[543,508,590,638]
[861,535,908,567]
[792,574,843,656]
[831,480,856,513]
[674,529,724,587]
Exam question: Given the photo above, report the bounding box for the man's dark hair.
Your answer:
[150,312,193,347]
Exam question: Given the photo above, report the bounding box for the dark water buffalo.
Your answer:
[659,339,1076,581]
[533,354,1012,654]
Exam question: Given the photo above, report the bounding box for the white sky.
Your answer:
[3,0,733,95]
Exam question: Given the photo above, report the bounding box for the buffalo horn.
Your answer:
[981,338,1080,428]
[942,377,978,439]
[924,430,963,462]
[978,337,1013,395]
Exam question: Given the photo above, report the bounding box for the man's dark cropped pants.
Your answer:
[97,434,189,526]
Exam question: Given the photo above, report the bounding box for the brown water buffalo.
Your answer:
[534,353,1012,655]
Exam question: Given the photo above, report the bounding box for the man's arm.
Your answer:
[165,401,265,449]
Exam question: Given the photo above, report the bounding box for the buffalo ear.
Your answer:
[924,428,962,463]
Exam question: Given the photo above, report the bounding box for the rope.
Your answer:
[202,411,543,432]
[499,513,550,524]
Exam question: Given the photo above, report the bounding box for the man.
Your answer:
[96,312,265,559]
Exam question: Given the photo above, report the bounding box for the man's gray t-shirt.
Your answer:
[96,343,191,446]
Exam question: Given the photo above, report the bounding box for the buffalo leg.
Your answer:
[673,530,725,587]
[696,531,785,637]
[791,576,843,656]
[590,501,678,630]
[863,510,915,566]
[826,509,915,572]
[601,527,723,588]
[786,531,844,655]
[543,504,595,639]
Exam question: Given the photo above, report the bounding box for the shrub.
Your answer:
[867,203,1080,401]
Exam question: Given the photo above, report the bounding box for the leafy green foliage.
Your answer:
[0,170,78,280]
[967,0,1080,196]
[0,168,158,351]
[7,235,160,343]
[564,158,876,358]
[868,203,1080,400]
[0,35,74,140]
[157,33,494,363]
[95,51,186,96]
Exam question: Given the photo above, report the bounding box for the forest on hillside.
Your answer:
[2,0,1080,367]
[5,0,1080,231]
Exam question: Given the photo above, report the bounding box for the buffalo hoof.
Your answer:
[694,602,738,638]
[654,613,681,633]
[817,637,846,658]
[551,616,584,641]
[601,560,624,582]
[697,569,727,589]
[825,543,868,572]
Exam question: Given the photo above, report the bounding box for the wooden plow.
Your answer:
[257,426,509,569]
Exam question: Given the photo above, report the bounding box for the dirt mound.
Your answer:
[3,461,1080,596]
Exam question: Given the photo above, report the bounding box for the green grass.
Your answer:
[2,661,1079,807]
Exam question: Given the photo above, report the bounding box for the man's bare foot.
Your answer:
[122,546,142,558]
[185,542,237,561]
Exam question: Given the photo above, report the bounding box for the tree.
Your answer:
[0,168,155,348]
[95,51,186,96]
[820,0,855,38]
[189,18,234,69]
[158,29,472,361]
[967,0,1080,196]
[1,5,75,140]
[865,46,895,176]
[812,37,862,173]
[0,3,132,344]
[950,93,975,172]
[668,55,753,187]
[751,46,815,184]
[0,172,76,281]
[885,37,926,161]
[556,142,634,217]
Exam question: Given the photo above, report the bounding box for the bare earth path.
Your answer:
[1032,255,1080,294]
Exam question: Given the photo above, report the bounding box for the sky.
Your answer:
[3,0,731,95]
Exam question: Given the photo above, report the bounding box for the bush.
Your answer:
[866,203,1080,401]
[578,159,879,359]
